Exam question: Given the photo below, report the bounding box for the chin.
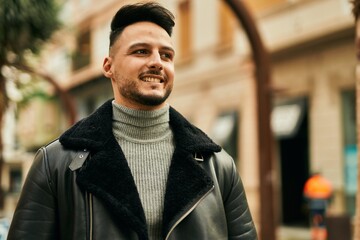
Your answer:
[137,93,168,106]
[142,98,166,106]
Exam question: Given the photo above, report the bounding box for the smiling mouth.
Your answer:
[141,77,163,83]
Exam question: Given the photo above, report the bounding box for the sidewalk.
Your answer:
[278,226,311,240]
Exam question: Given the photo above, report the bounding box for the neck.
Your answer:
[112,101,171,142]
[113,98,167,111]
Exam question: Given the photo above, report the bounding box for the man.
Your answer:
[7,2,257,240]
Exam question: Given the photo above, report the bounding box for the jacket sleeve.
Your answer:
[7,147,58,240]
[214,150,258,240]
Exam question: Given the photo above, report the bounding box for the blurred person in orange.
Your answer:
[6,2,257,240]
[303,173,333,240]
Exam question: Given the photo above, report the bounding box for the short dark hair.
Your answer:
[109,2,175,47]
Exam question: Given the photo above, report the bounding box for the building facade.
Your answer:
[3,0,357,238]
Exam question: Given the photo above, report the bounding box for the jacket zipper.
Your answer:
[165,185,214,240]
[86,191,94,240]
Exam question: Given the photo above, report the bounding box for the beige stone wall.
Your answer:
[271,36,356,213]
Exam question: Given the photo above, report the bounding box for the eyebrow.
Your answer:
[128,42,175,54]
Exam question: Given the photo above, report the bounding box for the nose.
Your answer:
[148,53,163,71]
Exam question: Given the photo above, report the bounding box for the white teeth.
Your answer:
[142,77,161,83]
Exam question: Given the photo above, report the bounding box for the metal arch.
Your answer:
[223,0,276,239]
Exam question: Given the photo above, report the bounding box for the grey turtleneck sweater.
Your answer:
[112,101,175,239]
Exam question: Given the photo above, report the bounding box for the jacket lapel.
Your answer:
[59,100,221,240]
[77,138,147,239]
[60,100,148,239]
[162,108,221,237]
[162,147,214,237]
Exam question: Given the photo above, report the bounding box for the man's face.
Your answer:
[103,21,175,110]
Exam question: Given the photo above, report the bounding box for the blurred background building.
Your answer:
[2,0,357,239]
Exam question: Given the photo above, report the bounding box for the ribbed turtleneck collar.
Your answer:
[112,101,171,142]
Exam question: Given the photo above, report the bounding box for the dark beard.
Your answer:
[131,89,172,106]
[118,81,172,107]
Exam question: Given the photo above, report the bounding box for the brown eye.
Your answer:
[161,52,173,61]
[134,49,148,54]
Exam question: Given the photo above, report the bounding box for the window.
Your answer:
[85,97,96,115]
[211,111,239,162]
[72,30,91,71]
[178,0,192,60]
[218,1,236,50]
[342,90,356,216]
[9,169,22,193]
[271,99,305,139]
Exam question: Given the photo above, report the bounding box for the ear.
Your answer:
[103,57,113,78]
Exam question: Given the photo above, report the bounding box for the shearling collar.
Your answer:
[60,99,220,153]
[59,100,221,239]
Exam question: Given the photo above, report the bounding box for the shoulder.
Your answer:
[43,139,76,163]
[210,150,237,175]
[34,140,83,176]
[206,150,244,200]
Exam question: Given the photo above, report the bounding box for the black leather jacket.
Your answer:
[8,100,257,240]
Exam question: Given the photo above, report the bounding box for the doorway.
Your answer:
[277,98,309,226]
